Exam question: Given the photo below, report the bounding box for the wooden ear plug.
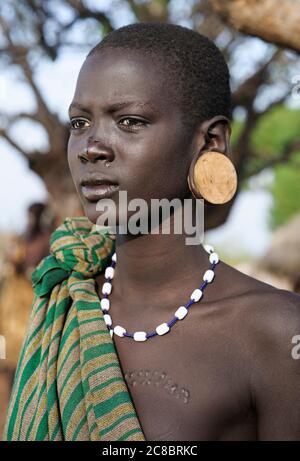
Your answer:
[187,151,237,204]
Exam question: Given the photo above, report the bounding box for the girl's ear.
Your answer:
[187,116,237,205]
[203,115,231,155]
[189,115,232,160]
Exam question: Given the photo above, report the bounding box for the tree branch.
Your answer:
[10,112,42,124]
[211,0,300,54]
[232,49,282,108]
[65,0,114,32]
[0,128,30,159]
[244,136,300,180]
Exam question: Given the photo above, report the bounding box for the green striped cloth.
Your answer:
[3,217,146,441]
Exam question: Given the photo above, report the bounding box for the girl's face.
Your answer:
[68,49,195,225]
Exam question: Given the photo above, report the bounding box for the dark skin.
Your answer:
[68,49,300,441]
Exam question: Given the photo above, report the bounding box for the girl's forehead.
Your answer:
[81,51,156,84]
[74,51,173,110]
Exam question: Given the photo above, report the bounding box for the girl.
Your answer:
[4,22,300,441]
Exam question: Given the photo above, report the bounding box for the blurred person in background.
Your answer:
[0,202,55,436]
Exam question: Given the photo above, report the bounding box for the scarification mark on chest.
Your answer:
[124,369,190,404]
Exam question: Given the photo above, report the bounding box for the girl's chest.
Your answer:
[121,363,194,440]
[112,333,251,441]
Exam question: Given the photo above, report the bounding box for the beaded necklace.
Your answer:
[100,244,219,341]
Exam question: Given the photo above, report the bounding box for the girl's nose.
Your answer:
[78,138,114,166]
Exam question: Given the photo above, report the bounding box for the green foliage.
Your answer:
[251,106,300,157]
[230,119,243,145]
[252,106,300,229]
[269,150,300,229]
[232,106,300,228]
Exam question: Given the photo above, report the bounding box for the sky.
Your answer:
[1,1,298,259]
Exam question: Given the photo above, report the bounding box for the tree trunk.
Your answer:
[211,0,300,53]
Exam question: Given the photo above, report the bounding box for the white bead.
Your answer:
[102,282,112,295]
[191,289,203,302]
[156,323,170,336]
[203,269,215,283]
[109,329,114,338]
[105,267,115,279]
[209,252,219,264]
[100,298,110,311]
[112,253,117,262]
[114,325,126,337]
[203,244,214,254]
[175,306,188,320]
[104,314,112,326]
[133,331,147,342]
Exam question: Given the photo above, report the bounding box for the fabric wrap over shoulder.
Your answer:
[3,217,146,441]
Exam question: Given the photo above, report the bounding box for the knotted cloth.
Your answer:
[3,217,146,441]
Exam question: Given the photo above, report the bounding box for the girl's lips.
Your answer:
[81,184,120,201]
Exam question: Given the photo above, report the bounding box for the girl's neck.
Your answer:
[114,230,209,298]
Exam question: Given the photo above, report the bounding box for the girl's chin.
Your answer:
[82,204,120,228]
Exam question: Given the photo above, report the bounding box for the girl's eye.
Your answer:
[68,117,148,132]
[69,118,90,130]
[118,117,147,130]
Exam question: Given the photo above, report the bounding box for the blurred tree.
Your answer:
[0,0,299,228]
[236,105,300,228]
[211,0,300,53]
[271,157,300,229]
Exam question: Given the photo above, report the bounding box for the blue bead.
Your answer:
[124,332,133,338]
[146,331,157,339]
[168,318,177,327]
